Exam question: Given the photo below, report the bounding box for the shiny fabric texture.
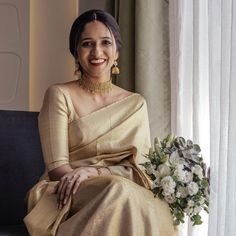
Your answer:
[24,85,178,236]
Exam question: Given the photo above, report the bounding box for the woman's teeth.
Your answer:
[90,59,105,64]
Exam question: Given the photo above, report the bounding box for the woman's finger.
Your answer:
[59,178,71,205]
[57,177,70,209]
[63,177,76,205]
[72,176,82,195]
[57,176,67,196]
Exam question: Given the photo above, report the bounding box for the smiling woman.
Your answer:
[23,9,178,236]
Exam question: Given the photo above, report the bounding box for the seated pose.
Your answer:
[24,9,178,236]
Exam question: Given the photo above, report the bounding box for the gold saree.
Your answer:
[24,85,178,236]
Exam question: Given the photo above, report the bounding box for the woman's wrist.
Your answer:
[96,167,111,176]
[77,166,111,177]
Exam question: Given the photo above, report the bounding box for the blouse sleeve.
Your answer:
[38,85,70,172]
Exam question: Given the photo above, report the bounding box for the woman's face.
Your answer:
[77,21,119,80]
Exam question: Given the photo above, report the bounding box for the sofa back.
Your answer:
[0,110,45,225]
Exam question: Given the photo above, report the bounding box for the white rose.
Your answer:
[161,176,176,196]
[192,165,203,179]
[164,194,176,204]
[187,182,199,196]
[185,206,193,215]
[174,164,184,179]
[193,206,202,214]
[157,164,171,177]
[174,167,193,183]
[176,192,181,198]
[177,186,188,198]
[182,170,193,183]
[187,200,195,207]
[175,163,184,171]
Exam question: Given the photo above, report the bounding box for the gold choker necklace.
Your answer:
[78,77,112,93]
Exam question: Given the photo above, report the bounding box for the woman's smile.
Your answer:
[89,58,106,66]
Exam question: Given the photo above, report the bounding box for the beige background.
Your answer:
[30,0,79,111]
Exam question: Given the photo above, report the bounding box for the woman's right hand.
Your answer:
[53,166,110,209]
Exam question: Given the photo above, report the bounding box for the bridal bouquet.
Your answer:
[142,134,210,225]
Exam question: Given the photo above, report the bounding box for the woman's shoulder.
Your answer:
[112,85,145,102]
[41,82,77,110]
[44,81,78,98]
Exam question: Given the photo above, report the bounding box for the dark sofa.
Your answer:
[0,110,45,236]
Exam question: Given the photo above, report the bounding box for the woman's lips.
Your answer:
[89,59,106,66]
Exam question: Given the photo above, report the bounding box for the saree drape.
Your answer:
[24,85,178,236]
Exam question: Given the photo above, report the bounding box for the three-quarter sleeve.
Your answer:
[38,85,70,171]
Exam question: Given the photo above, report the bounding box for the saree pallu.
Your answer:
[24,85,178,236]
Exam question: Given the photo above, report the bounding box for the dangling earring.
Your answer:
[111,60,120,75]
[74,62,81,79]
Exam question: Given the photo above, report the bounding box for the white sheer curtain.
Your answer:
[169,1,209,235]
[169,0,236,236]
[208,0,236,235]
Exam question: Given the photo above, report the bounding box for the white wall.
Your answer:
[29,0,78,111]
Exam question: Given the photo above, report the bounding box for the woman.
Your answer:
[24,9,178,236]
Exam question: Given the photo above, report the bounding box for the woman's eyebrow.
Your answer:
[81,36,112,41]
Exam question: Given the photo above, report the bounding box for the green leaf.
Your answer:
[191,214,203,225]
[193,144,201,153]
[178,137,186,147]
[201,179,209,188]
[174,219,181,225]
[160,154,169,163]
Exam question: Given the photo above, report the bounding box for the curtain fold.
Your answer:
[134,0,170,140]
[208,0,236,235]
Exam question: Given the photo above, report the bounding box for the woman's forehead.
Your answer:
[80,21,113,40]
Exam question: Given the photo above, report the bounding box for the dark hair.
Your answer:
[69,9,122,59]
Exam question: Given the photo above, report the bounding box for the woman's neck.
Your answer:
[78,75,113,94]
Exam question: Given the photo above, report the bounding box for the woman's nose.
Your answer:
[91,44,101,57]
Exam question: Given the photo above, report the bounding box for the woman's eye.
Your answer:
[81,42,93,47]
[102,40,112,46]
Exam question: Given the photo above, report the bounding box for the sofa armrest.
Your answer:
[0,110,45,227]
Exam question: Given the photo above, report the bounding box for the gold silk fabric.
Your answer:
[24,85,178,236]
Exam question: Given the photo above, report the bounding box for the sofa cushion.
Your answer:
[0,224,29,236]
[0,110,45,226]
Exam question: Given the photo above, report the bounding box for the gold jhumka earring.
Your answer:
[111,60,120,75]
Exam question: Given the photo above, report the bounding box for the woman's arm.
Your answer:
[38,86,110,208]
